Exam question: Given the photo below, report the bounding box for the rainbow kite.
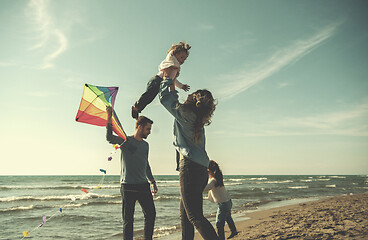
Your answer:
[76,84,127,140]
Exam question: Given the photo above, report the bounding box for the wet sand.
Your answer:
[194,193,368,240]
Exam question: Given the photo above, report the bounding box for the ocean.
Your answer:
[1,175,367,239]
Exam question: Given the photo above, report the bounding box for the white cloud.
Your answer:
[277,82,293,88]
[219,34,256,52]
[198,24,214,31]
[27,0,68,69]
[42,29,68,69]
[278,102,368,131]
[215,102,368,137]
[214,22,342,100]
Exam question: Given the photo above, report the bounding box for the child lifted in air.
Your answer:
[131,41,191,119]
[204,160,238,240]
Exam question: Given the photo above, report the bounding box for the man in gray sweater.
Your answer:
[106,106,157,240]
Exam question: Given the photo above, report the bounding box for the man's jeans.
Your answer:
[216,199,237,240]
[179,158,219,240]
[120,183,156,240]
[134,75,163,111]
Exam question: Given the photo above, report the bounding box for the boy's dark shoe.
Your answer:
[131,106,139,119]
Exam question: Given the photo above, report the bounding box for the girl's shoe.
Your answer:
[227,231,238,239]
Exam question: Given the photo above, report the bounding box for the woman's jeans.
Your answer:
[216,199,237,240]
[120,183,156,240]
[134,75,163,111]
[179,158,219,240]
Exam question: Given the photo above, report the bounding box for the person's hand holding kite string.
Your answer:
[106,106,113,124]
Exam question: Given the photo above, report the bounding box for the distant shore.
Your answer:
[194,193,368,240]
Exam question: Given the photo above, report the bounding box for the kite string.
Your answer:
[20,200,71,240]
[21,145,120,239]
[97,174,106,189]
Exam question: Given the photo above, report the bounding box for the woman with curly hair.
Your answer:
[159,78,219,240]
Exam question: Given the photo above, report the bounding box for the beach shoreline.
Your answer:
[2,175,366,239]
[192,193,368,240]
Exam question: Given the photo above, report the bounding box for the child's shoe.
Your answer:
[131,106,140,119]
[227,231,238,239]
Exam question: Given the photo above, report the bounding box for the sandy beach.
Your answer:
[194,193,368,240]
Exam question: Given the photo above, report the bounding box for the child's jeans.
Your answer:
[216,199,237,240]
[134,75,163,112]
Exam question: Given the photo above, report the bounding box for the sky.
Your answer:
[1,0,367,175]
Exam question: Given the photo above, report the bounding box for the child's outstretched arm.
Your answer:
[203,178,216,192]
[164,67,190,92]
[174,73,190,91]
[179,82,190,92]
